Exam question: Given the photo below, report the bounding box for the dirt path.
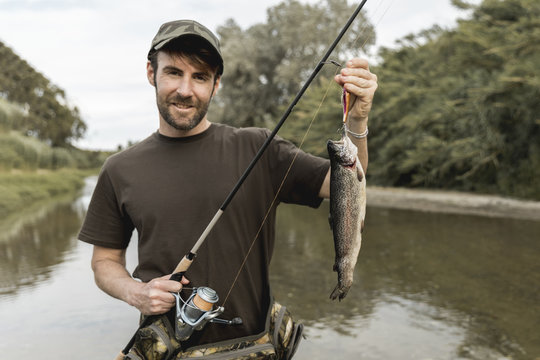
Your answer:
[367,186,540,221]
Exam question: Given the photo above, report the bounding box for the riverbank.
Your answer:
[0,169,95,221]
[367,186,540,221]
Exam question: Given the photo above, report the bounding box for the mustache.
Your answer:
[168,94,195,106]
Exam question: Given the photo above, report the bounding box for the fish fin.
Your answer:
[330,285,348,301]
[356,165,364,182]
[328,213,333,230]
[360,219,365,233]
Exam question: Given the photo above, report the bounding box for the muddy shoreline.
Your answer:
[366,186,540,221]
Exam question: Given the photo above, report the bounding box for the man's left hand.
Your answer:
[334,58,378,122]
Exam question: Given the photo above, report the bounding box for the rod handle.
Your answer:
[169,271,185,283]
[170,254,194,281]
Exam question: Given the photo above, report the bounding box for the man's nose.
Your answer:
[176,78,194,97]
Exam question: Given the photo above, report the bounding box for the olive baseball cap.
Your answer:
[148,19,223,70]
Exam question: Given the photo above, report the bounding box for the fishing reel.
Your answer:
[172,286,242,341]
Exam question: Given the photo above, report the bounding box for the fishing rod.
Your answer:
[118,0,368,357]
[170,0,368,280]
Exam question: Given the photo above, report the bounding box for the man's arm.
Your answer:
[319,58,377,199]
[91,245,187,315]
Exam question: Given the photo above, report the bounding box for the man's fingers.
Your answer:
[345,58,370,70]
[334,71,377,92]
[341,67,375,79]
[138,274,191,315]
[344,80,377,95]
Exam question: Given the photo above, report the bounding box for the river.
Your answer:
[0,177,539,359]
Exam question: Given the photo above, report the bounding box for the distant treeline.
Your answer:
[0,41,86,147]
[213,0,540,200]
[368,0,540,200]
[0,98,108,171]
[0,44,109,171]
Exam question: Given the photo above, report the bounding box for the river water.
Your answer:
[0,177,539,359]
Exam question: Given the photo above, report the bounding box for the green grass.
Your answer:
[0,169,95,220]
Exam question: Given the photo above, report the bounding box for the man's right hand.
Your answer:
[131,274,189,315]
[90,245,190,316]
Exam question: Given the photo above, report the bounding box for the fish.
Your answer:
[327,134,366,301]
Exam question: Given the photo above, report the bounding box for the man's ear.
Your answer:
[212,76,221,96]
[147,61,156,87]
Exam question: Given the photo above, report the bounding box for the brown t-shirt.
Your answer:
[78,123,329,345]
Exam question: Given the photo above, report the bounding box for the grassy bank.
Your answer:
[0,169,95,220]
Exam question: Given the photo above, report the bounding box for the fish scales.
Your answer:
[327,135,366,301]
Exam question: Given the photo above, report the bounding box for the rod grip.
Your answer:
[170,254,193,281]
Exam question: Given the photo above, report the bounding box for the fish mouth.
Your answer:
[327,136,358,167]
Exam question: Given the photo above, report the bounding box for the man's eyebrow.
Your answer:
[194,70,212,78]
[162,65,210,78]
[162,65,182,72]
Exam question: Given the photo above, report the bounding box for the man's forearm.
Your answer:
[91,245,185,315]
[92,256,144,307]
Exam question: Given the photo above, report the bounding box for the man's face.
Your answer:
[148,52,220,136]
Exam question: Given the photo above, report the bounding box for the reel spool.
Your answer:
[173,287,225,341]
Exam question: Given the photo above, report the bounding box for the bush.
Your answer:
[0,131,110,171]
[0,97,25,131]
[0,170,87,219]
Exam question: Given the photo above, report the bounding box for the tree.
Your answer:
[0,41,87,147]
[367,0,540,199]
[210,0,375,129]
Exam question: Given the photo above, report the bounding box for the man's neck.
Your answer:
[158,118,211,138]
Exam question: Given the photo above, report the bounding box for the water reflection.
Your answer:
[0,180,539,359]
[272,203,540,359]
[0,197,83,297]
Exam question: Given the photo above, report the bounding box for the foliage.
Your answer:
[0,169,88,220]
[1,95,107,171]
[0,130,108,171]
[0,41,87,147]
[0,97,25,131]
[278,75,345,157]
[211,0,375,129]
[367,0,540,199]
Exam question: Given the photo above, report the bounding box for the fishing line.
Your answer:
[222,64,342,307]
[222,0,397,306]
[359,0,397,50]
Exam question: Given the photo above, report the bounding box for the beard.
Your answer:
[156,92,211,132]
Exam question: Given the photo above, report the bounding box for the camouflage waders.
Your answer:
[125,300,303,360]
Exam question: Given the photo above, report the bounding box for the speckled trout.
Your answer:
[327,134,366,301]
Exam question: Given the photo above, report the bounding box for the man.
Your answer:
[79,19,377,353]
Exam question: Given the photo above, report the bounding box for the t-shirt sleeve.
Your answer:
[78,163,134,249]
[267,132,330,208]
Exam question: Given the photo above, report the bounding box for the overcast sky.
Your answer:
[0,0,475,150]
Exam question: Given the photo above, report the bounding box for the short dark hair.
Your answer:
[149,35,223,78]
